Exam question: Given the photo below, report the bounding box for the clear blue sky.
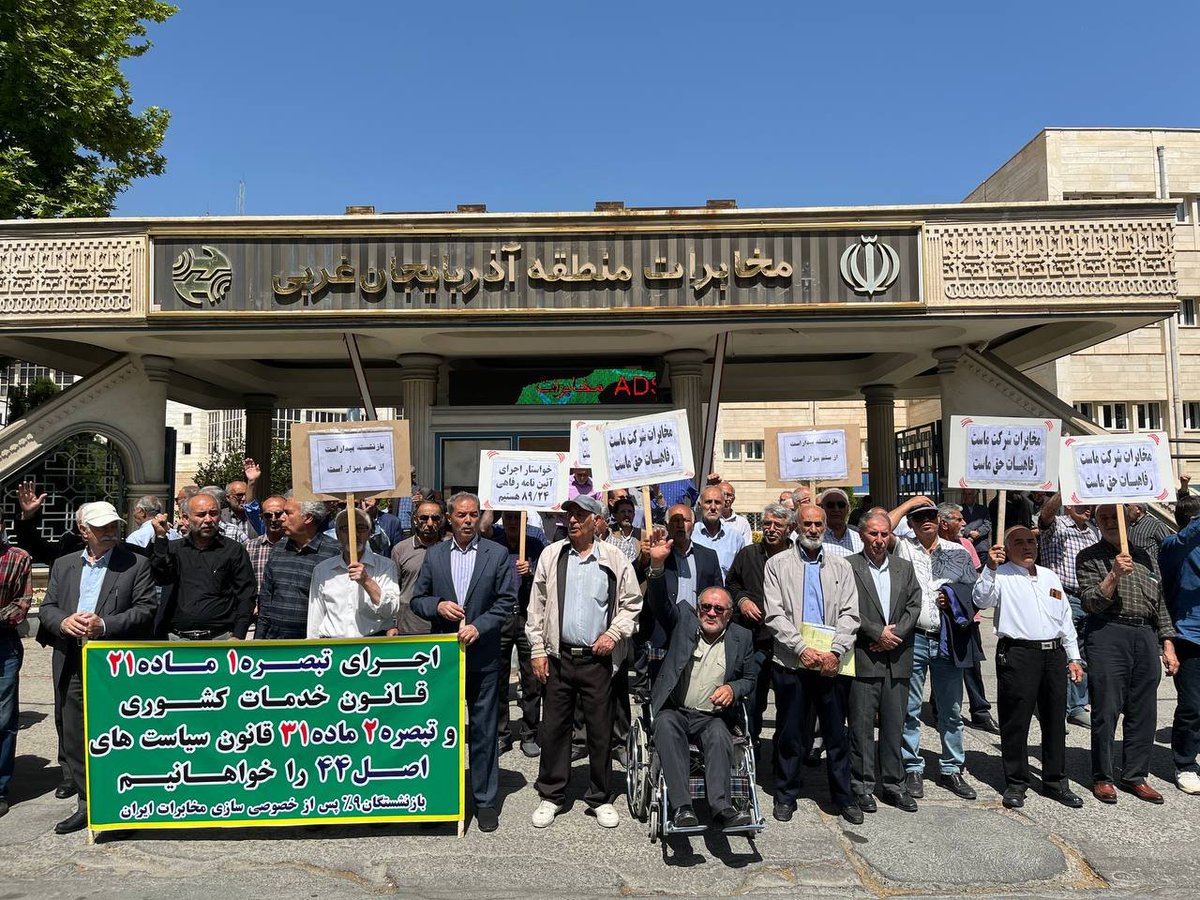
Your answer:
[115,0,1200,217]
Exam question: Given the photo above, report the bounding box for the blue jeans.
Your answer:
[1173,639,1200,774]
[902,634,965,775]
[1067,593,1090,717]
[0,630,22,798]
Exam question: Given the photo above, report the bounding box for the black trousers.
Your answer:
[964,661,992,718]
[497,613,541,744]
[54,649,86,805]
[748,642,773,741]
[848,671,908,794]
[1085,619,1161,784]
[772,664,853,807]
[535,651,613,807]
[465,668,501,808]
[654,707,734,814]
[995,641,1068,790]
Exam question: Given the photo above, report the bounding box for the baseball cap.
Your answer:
[906,503,938,518]
[80,501,122,528]
[563,496,603,516]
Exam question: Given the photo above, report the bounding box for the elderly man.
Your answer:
[150,492,256,641]
[257,497,339,639]
[1161,494,1200,794]
[764,503,861,824]
[1078,505,1178,804]
[38,501,158,833]
[889,499,980,801]
[604,496,644,565]
[820,489,863,558]
[727,503,794,743]
[196,486,248,545]
[245,495,287,597]
[222,478,259,542]
[390,500,443,635]
[568,468,602,502]
[126,495,162,548]
[413,492,516,833]
[960,489,992,559]
[718,482,753,546]
[308,508,400,638]
[1125,503,1173,568]
[974,528,1085,809]
[1039,493,1100,728]
[527,495,641,831]
[0,530,32,819]
[649,584,761,830]
[693,485,746,581]
[846,512,922,813]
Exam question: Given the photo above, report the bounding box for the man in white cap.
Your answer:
[37,501,158,834]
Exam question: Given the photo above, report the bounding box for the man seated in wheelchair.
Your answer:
[649,582,764,829]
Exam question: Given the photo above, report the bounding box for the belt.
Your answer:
[171,628,225,641]
[1098,614,1151,628]
[999,637,1062,651]
[562,643,595,658]
[920,627,941,639]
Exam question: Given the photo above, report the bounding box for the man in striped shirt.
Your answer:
[256,498,339,639]
[245,495,287,605]
[0,533,33,818]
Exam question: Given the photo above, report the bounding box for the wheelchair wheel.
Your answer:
[648,799,660,844]
[625,716,651,819]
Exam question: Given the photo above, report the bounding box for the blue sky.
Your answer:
[115,0,1200,217]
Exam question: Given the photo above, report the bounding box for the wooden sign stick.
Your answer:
[346,492,358,565]
[641,484,653,529]
[996,489,1006,544]
[1117,503,1129,555]
[518,510,527,564]
[809,480,818,504]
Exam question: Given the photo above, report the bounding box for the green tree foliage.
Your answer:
[192,440,293,497]
[0,0,176,218]
[5,376,61,422]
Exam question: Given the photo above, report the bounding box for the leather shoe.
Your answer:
[672,804,699,828]
[55,808,88,834]
[1092,782,1118,804]
[905,772,924,799]
[937,773,977,800]
[570,743,587,762]
[970,713,1001,735]
[853,792,877,813]
[55,780,78,800]
[772,799,796,822]
[804,746,823,767]
[712,806,751,830]
[1067,711,1092,728]
[520,740,541,758]
[1120,780,1164,804]
[475,806,499,832]
[841,804,864,825]
[880,790,918,812]
[1043,786,1083,808]
[1002,786,1026,809]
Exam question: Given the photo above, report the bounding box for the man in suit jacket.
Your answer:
[846,512,923,812]
[648,578,761,830]
[37,501,158,834]
[643,503,723,678]
[763,503,861,824]
[411,492,516,833]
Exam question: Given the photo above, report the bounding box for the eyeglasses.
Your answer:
[699,603,730,614]
[822,501,848,509]
[229,492,247,500]
[262,511,286,519]
[416,514,443,522]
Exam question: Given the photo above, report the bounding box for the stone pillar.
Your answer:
[664,349,707,473]
[244,393,276,498]
[932,345,966,465]
[397,354,443,490]
[863,384,898,509]
[126,354,174,527]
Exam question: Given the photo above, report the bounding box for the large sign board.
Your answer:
[763,425,862,490]
[569,419,603,468]
[290,421,411,501]
[947,416,1061,491]
[83,637,464,831]
[478,450,570,512]
[1059,432,1173,505]
[588,410,695,492]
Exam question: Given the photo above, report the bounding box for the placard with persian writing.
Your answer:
[1059,432,1173,504]
[589,410,695,492]
[478,450,570,512]
[947,416,1061,491]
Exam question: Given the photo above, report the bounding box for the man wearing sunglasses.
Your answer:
[390,501,445,635]
[819,489,863,559]
[650,585,761,831]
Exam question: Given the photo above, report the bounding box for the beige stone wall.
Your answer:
[964,133,1049,203]
[166,401,209,488]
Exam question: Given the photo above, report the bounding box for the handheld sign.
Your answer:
[589,410,695,493]
[947,416,1060,492]
[569,419,605,468]
[1059,433,1172,505]
[763,425,862,490]
[478,450,570,513]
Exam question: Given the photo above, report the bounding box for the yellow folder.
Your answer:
[800,622,856,677]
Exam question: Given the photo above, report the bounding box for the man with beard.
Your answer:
[692,486,746,581]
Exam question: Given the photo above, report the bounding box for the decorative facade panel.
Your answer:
[0,237,147,317]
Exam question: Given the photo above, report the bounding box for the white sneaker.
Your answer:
[590,802,619,828]
[531,800,562,828]
[1177,770,1200,794]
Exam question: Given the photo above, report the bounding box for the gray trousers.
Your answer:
[849,671,908,795]
[654,707,734,815]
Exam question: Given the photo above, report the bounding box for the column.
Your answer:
[932,345,966,466]
[125,355,174,525]
[664,349,707,474]
[863,383,898,509]
[397,354,443,490]
[244,393,276,498]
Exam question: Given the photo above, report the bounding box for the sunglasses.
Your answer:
[822,501,848,509]
[262,511,286,519]
[699,602,730,614]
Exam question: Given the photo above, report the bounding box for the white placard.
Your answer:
[775,429,849,482]
[947,415,1061,491]
[478,450,570,512]
[569,419,605,468]
[309,429,397,495]
[1059,432,1173,505]
[590,409,695,492]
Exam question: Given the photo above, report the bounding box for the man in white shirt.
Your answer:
[820,489,863,558]
[126,495,162,548]
[693,486,746,581]
[307,508,400,639]
[718,482,753,546]
[973,526,1085,810]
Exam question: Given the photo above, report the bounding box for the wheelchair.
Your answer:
[625,695,766,843]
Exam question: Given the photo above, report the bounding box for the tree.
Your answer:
[193,440,293,497]
[0,0,176,218]
[6,376,61,423]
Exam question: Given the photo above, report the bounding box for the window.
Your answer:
[1096,402,1129,431]
[1180,298,1198,327]
[182,442,192,456]
[1134,402,1162,431]
[742,440,764,461]
[1073,402,1095,421]
[723,440,741,461]
[1177,199,1191,223]
[1184,402,1200,430]
[183,412,192,426]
